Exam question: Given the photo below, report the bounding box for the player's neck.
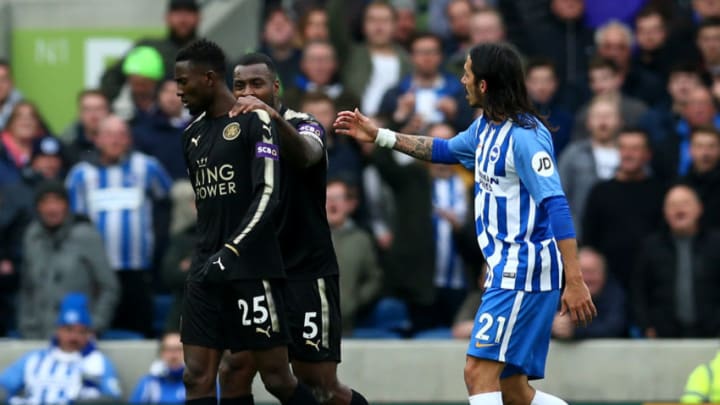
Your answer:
[206,89,236,118]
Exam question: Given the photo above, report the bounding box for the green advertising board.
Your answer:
[12,27,164,134]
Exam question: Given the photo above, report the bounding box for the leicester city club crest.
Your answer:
[223,122,241,141]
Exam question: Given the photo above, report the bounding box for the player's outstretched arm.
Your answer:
[334,109,435,161]
[230,96,323,168]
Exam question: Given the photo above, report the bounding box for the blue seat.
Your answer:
[413,327,453,339]
[355,297,411,333]
[153,294,173,336]
[100,329,145,340]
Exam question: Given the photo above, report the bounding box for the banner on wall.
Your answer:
[12,28,164,134]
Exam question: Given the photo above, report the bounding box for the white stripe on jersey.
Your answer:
[473,118,562,292]
[498,291,524,362]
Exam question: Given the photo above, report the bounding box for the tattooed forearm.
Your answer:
[393,134,434,161]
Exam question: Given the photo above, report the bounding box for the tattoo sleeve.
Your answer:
[393,134,434,161]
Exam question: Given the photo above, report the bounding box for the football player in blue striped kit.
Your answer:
[334,42,597,405]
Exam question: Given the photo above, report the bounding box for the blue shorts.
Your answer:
[466,288,560,380]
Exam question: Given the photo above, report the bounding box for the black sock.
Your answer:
[284,382,319,405]
[350,389,369,405]
[219,395,254,405]
[186,398,217,405]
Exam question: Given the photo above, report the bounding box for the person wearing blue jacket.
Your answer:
[130,332,185,404]
[0,293,122,405]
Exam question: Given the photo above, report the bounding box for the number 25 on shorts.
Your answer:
[474,313,506,347]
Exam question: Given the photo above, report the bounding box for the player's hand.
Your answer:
[229,96,279,119]
[560,277,597,327]
[333,108,379,143]
[199,247,237,283]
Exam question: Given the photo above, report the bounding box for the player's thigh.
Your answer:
[284,275,342,363]
[181,280,225,351]
[183,344,222,384]
[466,288,559,380]
[222,278,291,352]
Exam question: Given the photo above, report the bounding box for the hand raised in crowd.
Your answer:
[436,96,458,119]
[394,91,416,122]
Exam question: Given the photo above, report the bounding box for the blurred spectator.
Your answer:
[682,127,720,229]
[17,181,119,339]
[525,58,574,155]
[284,41,360,112]
[130,332,185,404]
[559,95,621,238]
[680,349,720,403]
[298,6,329,45]
[0,60,23,132]
[300,92,363,187]
[427,123,469,328]
[442,0,474,59]
[0,137,70,330]
[633,6,674,82]
[162,181,195,332]
[114,46,165,122]
[551,248,627,339]
[379,32,471,132]
[329,0,412,117]
[582,129,664,289]
[639,63,703,145]
[0,102,48,187]
[0,294,122,403]
[696,17,720,79]
[326,178,383,335]
[100,0,200,101]
[258,6,302,88]
[632,184,720,338]
[653,85,720,181]
[392,0,419,50]
[61,90,110,163]
[523,0,595,110]
[445,6,507,76]
[371,144,435,334]
[132,78,189,180]
[571,57,647,141]
[65,115,172,337]
[595,19,665,106]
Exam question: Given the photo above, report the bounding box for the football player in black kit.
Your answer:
[215,53,369,405]
[173,40,321,405]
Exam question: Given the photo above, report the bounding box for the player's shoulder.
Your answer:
[509,117,552,146]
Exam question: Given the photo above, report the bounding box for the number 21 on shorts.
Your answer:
[474,313,506,344]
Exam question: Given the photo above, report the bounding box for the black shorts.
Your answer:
[181,279,290,352]
[285,275,342,362]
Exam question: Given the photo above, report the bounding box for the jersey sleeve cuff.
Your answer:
[541,196,576,240]
[431,138,457,163]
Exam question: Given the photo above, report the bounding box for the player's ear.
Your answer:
[204,70,220,87]
[273,78,280,94]
[479,79,488,94]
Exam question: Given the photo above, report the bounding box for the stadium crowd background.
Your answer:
[1,0,720,346]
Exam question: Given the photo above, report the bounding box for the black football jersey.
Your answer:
[183,110,284,280]
[276,107,339,280]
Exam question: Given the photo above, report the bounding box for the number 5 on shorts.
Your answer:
[237,296,269,326]
[474,313,507,343]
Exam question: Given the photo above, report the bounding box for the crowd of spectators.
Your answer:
[1,0,720,345]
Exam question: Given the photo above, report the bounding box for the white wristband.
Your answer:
[375,128,397,148]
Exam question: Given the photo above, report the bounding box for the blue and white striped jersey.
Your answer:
[66,152,173,270]
[0,346,122,405]
[432,174,468,289]
[448,115,566,292]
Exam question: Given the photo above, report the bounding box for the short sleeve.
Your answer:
[447,116,483,170]
[511,125,565,204]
